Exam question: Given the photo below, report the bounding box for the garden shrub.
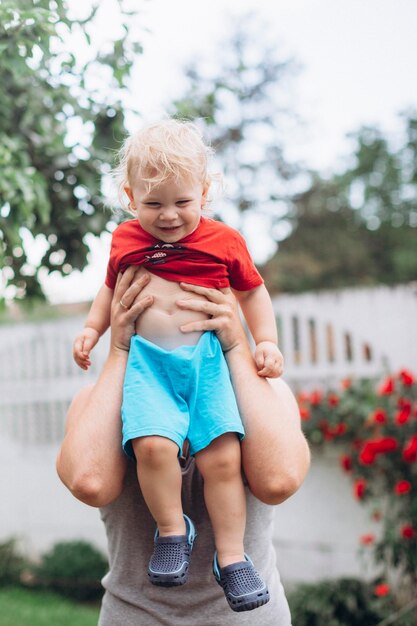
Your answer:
[288,578,391,626]
[298,369,417,605]
[34,540,108,601]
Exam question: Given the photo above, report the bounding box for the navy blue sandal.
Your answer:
[213,552,270,612]
[148,515,196,587]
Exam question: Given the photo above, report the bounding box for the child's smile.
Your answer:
[125,177,208,243]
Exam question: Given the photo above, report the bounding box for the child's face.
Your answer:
[125,177,208,243]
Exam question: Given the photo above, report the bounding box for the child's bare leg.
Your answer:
[194,433,246,567]
[132,436,186,536]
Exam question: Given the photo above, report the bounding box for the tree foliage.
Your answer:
[170,14,298,233]
[0,0,142,302]
[262,117,417,293]
[340,120,417,229]
[171,21,416,294]
[3,3,415,301]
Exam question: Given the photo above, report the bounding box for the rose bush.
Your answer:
[298,370,417,602]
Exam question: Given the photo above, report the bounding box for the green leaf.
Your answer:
[0,0,143,301]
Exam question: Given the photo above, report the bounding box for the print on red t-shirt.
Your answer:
[105,217,263,291]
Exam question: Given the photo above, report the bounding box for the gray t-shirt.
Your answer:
[99,458,292,626]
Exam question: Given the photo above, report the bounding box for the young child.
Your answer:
[73,119,284,612]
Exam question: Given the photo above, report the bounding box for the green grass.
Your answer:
[0,587,100,626]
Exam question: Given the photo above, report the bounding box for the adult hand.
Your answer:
[176,283,246,353]
[110,267,154,353]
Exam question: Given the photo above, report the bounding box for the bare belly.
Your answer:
[134,269,209,349]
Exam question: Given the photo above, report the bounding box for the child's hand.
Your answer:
[255,341,284,378]
[73,328,100,370]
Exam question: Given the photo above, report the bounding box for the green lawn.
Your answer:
[0,587,100,626]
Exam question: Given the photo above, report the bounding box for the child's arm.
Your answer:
[73,284,113,370]
[236,284,284,378]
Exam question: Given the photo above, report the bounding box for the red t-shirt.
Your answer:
[105,217,263,291]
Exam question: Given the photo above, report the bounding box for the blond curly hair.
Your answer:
[113,119,214,209]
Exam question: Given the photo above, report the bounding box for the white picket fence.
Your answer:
[1,283,416,582]
[0,317,108,446]
[273,283,417,387]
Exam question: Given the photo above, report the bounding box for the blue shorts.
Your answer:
[121,332,245,459]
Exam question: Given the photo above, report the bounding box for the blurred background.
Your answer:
[0,1,416,624]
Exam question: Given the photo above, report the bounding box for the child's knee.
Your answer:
[132,435,179,467]
[197,433,241,479]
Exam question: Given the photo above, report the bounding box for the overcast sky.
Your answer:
[42,0,417,302]
[128,0,417,170]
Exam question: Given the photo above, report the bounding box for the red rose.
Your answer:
[378,376,395,395]
[395,407,411,425]
[360,533,375,545]
[328,394,340,407]
[359,445,376,465]
[299,406,310,420]
[374,583,390,596]
[371,408,387,424]
[319,420,335,441]
[397,397,412,411]
[354,478,367,500]
[335,423,347,436]
[394,480,412,495]
[374,437,398,453]
[399,369,414,386]
[359,438,398,464]
[400,525,415,539]
[341,378,352,390]
[310,390,322,406]
[340,454,352,472]
[403,436,417,462]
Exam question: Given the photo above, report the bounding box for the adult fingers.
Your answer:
[179,282,233,304]
[179,318,225,334]
[176,298,232,317]
[114,266,135,298]
[125,294,154,323]
[115,266,148,297]
[114,270,151,310]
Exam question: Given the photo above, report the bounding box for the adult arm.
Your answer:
[226,343,310,504]
[56,269,154,507]
[177,283,311,505]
